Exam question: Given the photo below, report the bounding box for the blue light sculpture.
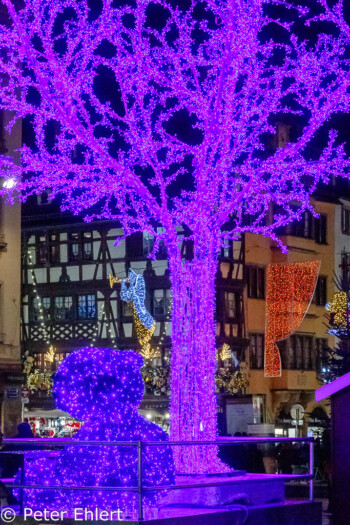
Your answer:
[23,348,175,514]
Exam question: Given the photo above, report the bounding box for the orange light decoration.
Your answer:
[265,261,320,377]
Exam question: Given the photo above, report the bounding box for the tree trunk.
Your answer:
[168,246,230,474]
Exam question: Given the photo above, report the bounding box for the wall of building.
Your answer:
[244,197,336,435]
[0,112,22,436]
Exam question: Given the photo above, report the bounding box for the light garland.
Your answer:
[25,249,57,393]
[90,302,118,350]
[27,248,51,346]
[265,261,320,377]
[23,348,175,514]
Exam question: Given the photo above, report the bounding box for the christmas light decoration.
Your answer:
[2,0,350,473]
[23,347,175,513]
[220,343,232,361]
[45,345,56,364]
[25,249,57,393]
[121,270,155,355]
[265,261,320,377]
[216,368,248,395]
[27,369,53,393]
[142,364,170,396]
[326,291,348,332]
[140,346,161,360]
[26,248,51,346]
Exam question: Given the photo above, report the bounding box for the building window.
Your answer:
[143,232,154,256]
[32,297,51,322]
[225,291,239,318]
[36,233,48,264]
[143,228,167,258]
[313,276,327,306]
[54,296,74,321]
[341,251,350,282]
[285,335,315,370]
[153,289,172,316]
[69,232,80,261]
[222,238,232,259]
[315,338,328,373]
[246,266,265,299]
[126,232,143,257]
[77,295,97,320]
[68,232,93,262]
[249,333,264,369]
[33,353,44,371]
[342,206,350,234]
[49,233,60,263]
[288,211,327,243]
[303,336,314,370]
[315,214,327,244]
[82,232,93,260]
[292,210,313,238]
[37,190,52,206]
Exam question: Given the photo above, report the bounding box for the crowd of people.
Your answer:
[219,432,266,473]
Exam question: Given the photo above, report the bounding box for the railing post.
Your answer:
[309,440,314,501]
[20,453,25,515]
[137,441,144,521]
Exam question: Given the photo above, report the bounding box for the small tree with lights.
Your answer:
[319,269,350,384]
[2,0,350,473]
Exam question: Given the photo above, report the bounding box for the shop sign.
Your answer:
[3,372,25,384]
[247,423,275,435]
[21,386,30,404]
[6,387,20,399]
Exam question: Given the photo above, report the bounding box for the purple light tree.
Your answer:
[1,0,350,473]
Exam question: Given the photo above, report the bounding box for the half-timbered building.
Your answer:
[21,195,248,434]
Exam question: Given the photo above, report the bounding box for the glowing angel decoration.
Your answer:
[120,269,156,355]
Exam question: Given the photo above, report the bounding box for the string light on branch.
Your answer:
[3,0,350,475]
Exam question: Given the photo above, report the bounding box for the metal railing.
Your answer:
[0,436,315,521]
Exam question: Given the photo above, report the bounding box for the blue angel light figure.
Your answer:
[121,269,156,354]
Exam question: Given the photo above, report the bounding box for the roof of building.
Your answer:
[315,372,350,402]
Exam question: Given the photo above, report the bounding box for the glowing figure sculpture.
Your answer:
[23,348,175,513]
[265,262,320,377]
[121,270,156,354]
[2,0,350,472]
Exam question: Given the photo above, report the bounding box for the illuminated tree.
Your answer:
[319,273,350,384]
[1,0,350,473]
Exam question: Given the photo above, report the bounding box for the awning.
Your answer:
[24,409,71,419]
